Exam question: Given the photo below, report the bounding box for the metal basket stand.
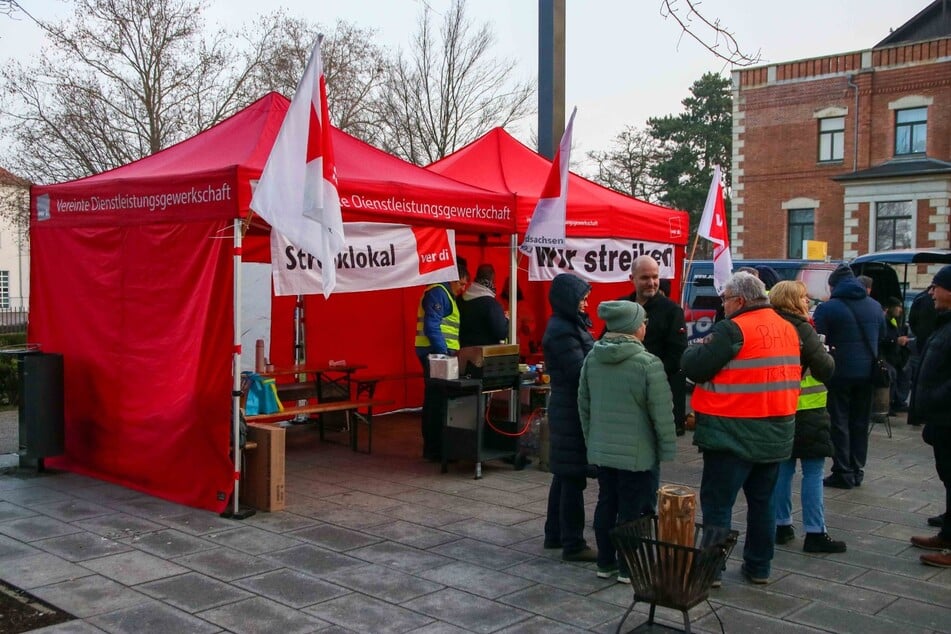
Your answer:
[610,515,738,634]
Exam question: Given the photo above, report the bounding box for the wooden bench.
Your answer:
[243,399,392,454]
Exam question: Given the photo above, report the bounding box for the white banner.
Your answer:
[527,237,676,282]
[272,222,457,295]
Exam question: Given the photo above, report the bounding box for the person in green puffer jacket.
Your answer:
[579,300,677,583]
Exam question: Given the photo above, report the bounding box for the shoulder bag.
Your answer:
[841,301,890,387]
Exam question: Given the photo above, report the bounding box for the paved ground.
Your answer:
[0,411,949,633]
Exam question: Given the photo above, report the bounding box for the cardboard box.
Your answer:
[241,423,286,512]
[428,354,459,380]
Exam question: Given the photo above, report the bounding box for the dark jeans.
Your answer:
[416,352,445,459]
[700,451,779,579]
[932,426,951,540]
[827,381,874,485]
[544,473,588,554]
[594,467,656,571]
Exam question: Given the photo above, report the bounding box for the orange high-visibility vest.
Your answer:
[691,308,801,418]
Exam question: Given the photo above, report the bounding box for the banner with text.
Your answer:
[527,237,676,282]
[271,222,457,296]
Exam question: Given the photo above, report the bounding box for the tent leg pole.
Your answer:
[225,218,255,520]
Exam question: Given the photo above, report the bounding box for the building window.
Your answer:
[787,209,814,259]
[0,271,8,309]
[875,201,913,251]
[818,117,844,162]
[895,107,927,155]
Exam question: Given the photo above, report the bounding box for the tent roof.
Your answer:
[31,92,515,233]
[428,127,688,245]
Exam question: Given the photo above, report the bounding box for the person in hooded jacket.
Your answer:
[542,273,597,561]
[459,263,509,347]
[579,300,676,583]
[813,264,886,489]
[769,281,845,553]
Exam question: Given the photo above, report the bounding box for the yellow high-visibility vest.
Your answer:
[415,284,460,351]
[797,369,827,411]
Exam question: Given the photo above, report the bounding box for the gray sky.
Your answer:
[0,0,923,159]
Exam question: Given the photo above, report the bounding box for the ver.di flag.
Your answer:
[698,164,732,295]
[519,107,577,254]
[250,36,345,298]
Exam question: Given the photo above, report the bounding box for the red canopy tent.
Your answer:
[428,128,688,353]
[29,92,515,512]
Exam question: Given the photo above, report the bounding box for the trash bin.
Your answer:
[17,351,64,470]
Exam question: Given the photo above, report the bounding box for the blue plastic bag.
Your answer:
[242,371,283,415]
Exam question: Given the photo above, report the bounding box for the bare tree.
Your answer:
[372,0,534,165]
[239,13,389,141]
[660,0,762,67]
[0,0,253,182]
[0,168,29,234]
[586,127,664,202]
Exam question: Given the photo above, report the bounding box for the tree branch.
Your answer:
[660,0,762,67]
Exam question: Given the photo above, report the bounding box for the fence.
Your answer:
[0,307,26,334]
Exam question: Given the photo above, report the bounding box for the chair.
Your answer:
[611,515,738,634]
[869,385,892,438]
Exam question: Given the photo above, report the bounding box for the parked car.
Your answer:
[681,259,841,344]
[849,248,951,326]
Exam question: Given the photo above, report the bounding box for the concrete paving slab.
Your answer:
[233,568,350,609]
[30,575,150,619]
[34,531,133,562]
[137,571,254,613]
[88,599,221,633]
[304,593,434,632]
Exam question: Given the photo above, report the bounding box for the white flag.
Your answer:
[519,107,577,254]
[250,37,345,298]
[698,165,733,295]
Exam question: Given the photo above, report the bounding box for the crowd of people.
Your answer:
[414,254,951,582]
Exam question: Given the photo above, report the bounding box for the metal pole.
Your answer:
[538,0,566,159]
[231,219,244,516]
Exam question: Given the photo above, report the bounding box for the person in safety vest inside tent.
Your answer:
[415,256,469,462]
[681,271,799,586]
[768,281,845,554]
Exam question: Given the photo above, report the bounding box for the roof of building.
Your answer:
[832,156,951,182]
[0,167,30,188]
[876,0,951,47]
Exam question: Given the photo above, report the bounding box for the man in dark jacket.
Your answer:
[615,255,688,435]
[813,264,886,489]
[880,297,911,414]
[542,273,596,561]
[681,272,799,585]
[909,265,951,567]
[459,263,509,347]
[907,288,938,429]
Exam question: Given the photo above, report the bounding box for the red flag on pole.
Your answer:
[519,107,577,254]
[251,36,344,298]
[698,165,732,295]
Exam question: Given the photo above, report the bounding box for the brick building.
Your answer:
[732,0,951,288]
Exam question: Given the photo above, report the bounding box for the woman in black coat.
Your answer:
[542,273,596,561]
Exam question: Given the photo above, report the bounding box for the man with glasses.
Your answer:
[681,272,800,585]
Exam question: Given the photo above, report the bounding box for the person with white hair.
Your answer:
[681,271,800,585]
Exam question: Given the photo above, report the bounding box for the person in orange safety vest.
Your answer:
[681,271,799,586]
